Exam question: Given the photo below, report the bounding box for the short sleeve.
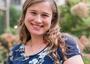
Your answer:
[6,56,13,64]
[64,35,81,58]
[6,43,22,64]
[6,48,14,64]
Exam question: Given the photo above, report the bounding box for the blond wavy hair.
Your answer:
[18,0,67,64]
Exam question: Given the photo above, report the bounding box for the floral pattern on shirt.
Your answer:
[7,35,81,64]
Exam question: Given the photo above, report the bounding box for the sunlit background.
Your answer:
[0,0,90,64]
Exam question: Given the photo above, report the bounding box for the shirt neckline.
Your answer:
[23,43,49,57]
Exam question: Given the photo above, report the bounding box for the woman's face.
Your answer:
[24,1,53,36]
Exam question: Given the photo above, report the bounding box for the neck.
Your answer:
[29,34,44,46]
[25,34,48,56]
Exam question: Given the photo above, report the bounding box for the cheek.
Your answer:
[24,14,31,26]
[24,14,33,25]
[48,17,52,26]
[45,19,52,28]
[24,15,29,23]
[48,20,52,27]
[25,14,31,20]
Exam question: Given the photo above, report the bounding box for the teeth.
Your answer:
[31,23,43,27]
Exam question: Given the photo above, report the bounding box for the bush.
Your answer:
[83,56,90,64]
[0,13,5,34]
[10,6,21,28]
[83,45,90,53]
[0,6,21,35]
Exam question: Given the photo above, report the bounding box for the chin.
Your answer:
[30,31,45,36]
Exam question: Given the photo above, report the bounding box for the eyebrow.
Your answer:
[28,10,52,16]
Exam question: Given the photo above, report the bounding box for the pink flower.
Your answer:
[71,2,89,18]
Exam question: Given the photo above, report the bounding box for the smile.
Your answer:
[31,23,44,27]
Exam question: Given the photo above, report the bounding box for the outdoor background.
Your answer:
[0,0,90,64]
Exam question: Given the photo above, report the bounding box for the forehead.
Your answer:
[27,1,52,12]
[28,0,52,6]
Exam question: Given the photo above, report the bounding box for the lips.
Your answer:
[30,23,44,31]
[31,23,43,27]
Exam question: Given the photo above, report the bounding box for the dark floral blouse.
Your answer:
[7,35,81,64]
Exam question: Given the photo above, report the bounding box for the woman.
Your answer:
[7,0,84,64]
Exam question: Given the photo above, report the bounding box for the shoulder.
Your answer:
[62,33,81,58]
[7,43,24,64]
[62,33,79,47]
[9,43,24,58]
[10,43,23,52]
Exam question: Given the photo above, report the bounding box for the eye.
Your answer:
[30,11,37,15]
[42,14,49,17]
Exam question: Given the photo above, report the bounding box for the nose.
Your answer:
[34,15,42,23]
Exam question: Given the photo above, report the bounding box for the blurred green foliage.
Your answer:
[10,6,21,28]
[83,56,90,64]
[59,0,90,37]
[9,6,21,34]
[83,44,90,54]
[0,6,21,35]
[0,13,4,34]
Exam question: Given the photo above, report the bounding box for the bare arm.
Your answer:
[64,55,84,64]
